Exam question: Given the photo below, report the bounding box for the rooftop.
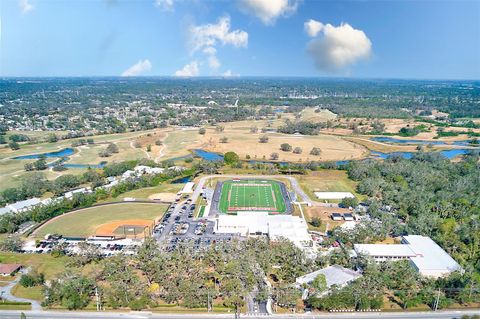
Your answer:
[296,265,362,288]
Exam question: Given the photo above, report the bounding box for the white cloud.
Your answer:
[239,0,298,25]
[121,59,152,77]
[304,19,323,38]
[306,22,372,73]
[154,0,174,11]
[174,61,199,77]
[223,70,239,77]
[187,16,248,75]
[208,55,221,70]
[189,16,248,54]
[18,0,33,14]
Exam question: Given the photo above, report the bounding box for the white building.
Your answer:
[354,235,462,278]
[215,212,312,249]
[314,192,355,200]
[295,265,362,298]
[6,198,42,213]
[179,182,195,194]
[64,187,92,200]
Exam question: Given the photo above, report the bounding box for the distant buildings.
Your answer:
[354,235,462,278]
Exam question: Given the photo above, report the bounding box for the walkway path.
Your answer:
[0,268,42,311]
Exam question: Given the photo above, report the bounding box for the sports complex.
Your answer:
[212,179,292,215]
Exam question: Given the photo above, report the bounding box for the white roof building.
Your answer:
[354,235,462,278]
[64,187,92,200]
[6,198,42,213]
[215,212,312,249]
[295,265,362,296]
[179,182,195,194]
[0,207,12,216]
[314,192,355,200]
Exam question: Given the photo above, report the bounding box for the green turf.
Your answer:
[218,180,286,214]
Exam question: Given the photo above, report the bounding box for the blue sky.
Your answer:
[1,0,479,79]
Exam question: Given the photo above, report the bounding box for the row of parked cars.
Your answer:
[194,220,207,235]
[170,222,189,235]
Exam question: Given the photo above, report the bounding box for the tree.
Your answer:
[311,274,327,293]
[155,140,163,146]
[280,143,292,152]
[250,126,258,133]
[24,163,34,171]
[0,235,23,252]
[310,147,321,156]
[293,147,302,154]
[259,135,269,143]
[198,128,206,135]
[146,144,152,152]
[219,137,228,143]
[9,141,20,150]
[34,156,47,170]
[270,152,279,160]
[47,134,58,143]
[98,149,111,157]
[215,126,225,132]
[224,151,239,164]
[133,141,141,148]
[340,197,358,208]
[106,143,119,154]
[310,217,322,228]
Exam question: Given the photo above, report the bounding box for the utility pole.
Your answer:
[433,288,441,311]
[95,287,100,311]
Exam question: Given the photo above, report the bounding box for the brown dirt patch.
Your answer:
[148,192,177,202]
[95,219,153,238]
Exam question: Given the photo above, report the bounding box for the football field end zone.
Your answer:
[211,178,292,215]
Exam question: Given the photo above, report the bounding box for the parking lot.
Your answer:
[152,195,236,252]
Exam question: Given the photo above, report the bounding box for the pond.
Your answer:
[371,136,477,147]
[13,147,75,159]
[13,147,107,169]
[193,149,224,161]
[370,149,472,160]
[171,176,193,184]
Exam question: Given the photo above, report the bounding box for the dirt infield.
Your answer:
[95,219,153,238]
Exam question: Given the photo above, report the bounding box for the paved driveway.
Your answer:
[0,268,42,311]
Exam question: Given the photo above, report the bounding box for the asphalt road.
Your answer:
[0,309,479,319]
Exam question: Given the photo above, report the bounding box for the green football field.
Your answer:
[218,180,287,214]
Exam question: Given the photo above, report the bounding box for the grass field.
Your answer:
[296,169,363,202]
[33,203,167,238]
[218,180,287,214]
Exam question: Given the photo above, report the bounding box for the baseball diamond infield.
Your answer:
[212,179,292,215]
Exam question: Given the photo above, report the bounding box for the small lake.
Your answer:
[371,149,472,160]
[13,148,75,159]
[171,176,193,184]
[371,136,477,147]
[193,149,224,161]
[13,147,106,169]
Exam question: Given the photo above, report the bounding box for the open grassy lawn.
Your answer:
[296,169,363,202]
[33,203,168,238]
[0,252,69,280]
[103,183,183,202]
[299,107,337,122]
[11,284,44,301]
[198,128,368,162]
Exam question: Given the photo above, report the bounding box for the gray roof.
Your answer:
[296,265,362,288]
[0,207,12,216]
[403,235,462,274]
[7,198,41,211]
